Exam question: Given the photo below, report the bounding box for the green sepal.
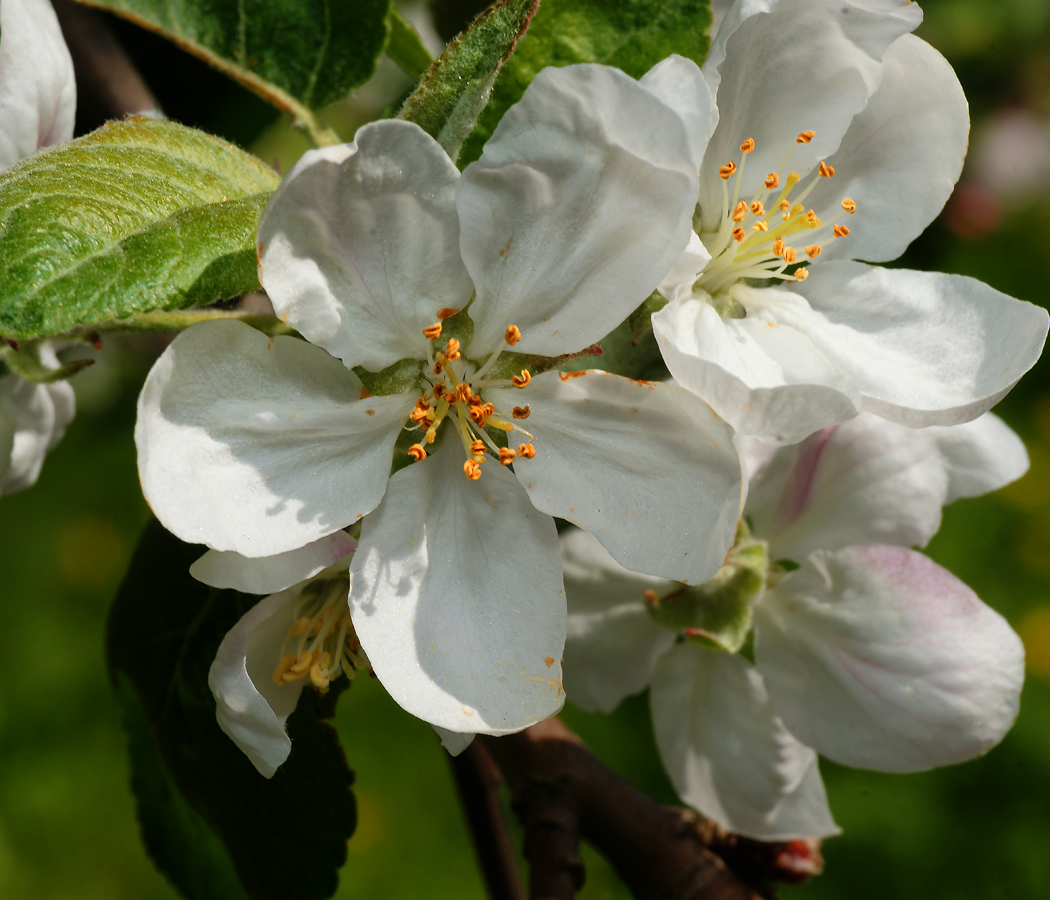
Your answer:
[386,8,436,79]
[399,0,539,163]
[627,289,669,344]
[354,358,425,398]
[107,519,356,900]
[0,118,280,341]
[480,342,603,382]
[558,315,670,381]
[0,341,94,383]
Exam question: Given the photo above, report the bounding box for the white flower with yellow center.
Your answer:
[0,0,77,494]
[560,411,1027,840]
[647,0,1048,444]
[136,64,745,740]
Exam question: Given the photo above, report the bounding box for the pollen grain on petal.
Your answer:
[842,198,857,214]
[512,369,532,389]
[498,448,516,465]
[765,173,780,189]
[740,137,755,153]
[517,442,536,459]
[423,322,442,340]
[719,160,737,179]
[504,325,522,346]
[796,130,815,144]
[407,444,427,461]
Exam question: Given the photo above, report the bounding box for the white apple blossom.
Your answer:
[643,0,1048,444]
[561,412,1028,839]
[137,63,745,741]
[195,533,360,778]
[0,0,77,494]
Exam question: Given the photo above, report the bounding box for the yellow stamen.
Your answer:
[796,130,815,144]
[288,617,311,637]
[765,173,780,189]
[512,369,531,389]
[498,448,516,465]
[407,443,427,461]
[740,138,755,153]
[842,198,857,214]
[504,325,522,346]
[456,383,473,403]
[805,245,822,258]
[719,160,737,179]
[833,224,851,238]
[310,663,330,691]
[818,161,835,178]
[517,443,536,459]
[512,405,531,419]
[795,268,810,282]
[273,654,298,684]
[422,322,442,340]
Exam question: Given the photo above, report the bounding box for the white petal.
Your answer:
[0,407,14,486]
[650,643,839,840]
[498,371,743,584]
[561,530,676,713]
[208,589,305,778]
[755,546,1025,772]
[698,0,922,230]
[787,262,1049,426]
[810,35,968,263]
[0,370,67,494]
[652,295,860,444]
[0,0,76,170]
[136,319,411,556]
[434,726,476,757]
[749,413,1030,560]
[191,532,357,594]
[641,55,717,168]
[349,437,565,734]
[458,64,697,357]
[657,232,712,303]
[258,120,474,371]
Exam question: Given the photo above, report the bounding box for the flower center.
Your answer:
[272,573,366,694]
[695,132,857,297]
[402,320,536,480]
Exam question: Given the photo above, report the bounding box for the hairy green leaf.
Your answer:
[460,0,714,165]
[75,0,391,118]
[108,519,356,900]
[400,0,538,162]
[0,118,279,341]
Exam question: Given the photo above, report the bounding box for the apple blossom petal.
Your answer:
[191,532,356,594]
[652,296,860,444]
[258,120,474,371]
[698,0,922,231]
[561,529,676,713]
[497,371,743,584]
[0,409,14,485]
[137,319,411,557]
[810,35,968,263]
[650,643,840,840]
[749,413,1029,561]
[349,437,565,734]
[657,232,712,303]
[755,546,1025,772]
[640,55,717,168]
[0,0,76,170]
[208,589,305,778]
[458,64,697,357]
[785,262,1049,426]
[0,372,59,494]
[434,727,475,757]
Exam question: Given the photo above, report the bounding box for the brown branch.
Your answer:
[482,718,821,900]
[449,740,527,900]
[54,0,162,120]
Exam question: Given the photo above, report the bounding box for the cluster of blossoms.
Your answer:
[0,0,77,495]
[127,0,1047,842]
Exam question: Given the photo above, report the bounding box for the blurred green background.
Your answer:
[3,0,1050,897]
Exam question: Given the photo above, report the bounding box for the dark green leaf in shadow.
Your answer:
[107,519,356,900]
[0,118,279,340]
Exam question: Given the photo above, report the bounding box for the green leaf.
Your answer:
[76,0,391,120]
[386,8,436,80]
[108,519,356,900]
[460,0,714,166]
[0,118,279,341]
[400,0,539,162]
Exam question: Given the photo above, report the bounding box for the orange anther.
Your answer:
[437,307,460,319]
[407,444,427,461]
[432,383,446,399]
[833,224,851,238]
[842,198,857,214]
[779,199,790,211]
[772,238,785,257]
[805,245,822,258]
[504,325,522,346]
[512,405,531,419]
[498,448,516,465]
[469,406,487,425]
[732,201,748,222]
[796,130,815,144]
[753,221,769,232]
[643,589,660,606]
[422,322,442,340]
[750,201,765,217]
[719,160,737,180]
[818,161,835,178]
[512,369,531,388]
[795,268,810,282]
[782,247,797,264]
[409,407,431,423]
[517,442,536,459]
[456,383,473,403]
[765,173,780,189]
[463,459,482,480]
[470,439,486,456]
[732,226,746,242]
[740,138,755,153]
[445,338,461,361]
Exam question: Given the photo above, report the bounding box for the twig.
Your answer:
[53,0,162,119]
[483,718,815,900]
[448,741,527,900]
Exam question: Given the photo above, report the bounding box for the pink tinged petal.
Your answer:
[208,589,305,778]
[650,643,840,840]
[499,371,744,585]
[561,529,676,713]
[810,35,969,263]
[434,726,475,757]
[652,296,860,445]
[787,261,1049,427]
[349,437,565,735]
[698,0,922,231]
[0,369,71,495]
[258,120,474,371]
[749,413,1029,561]
[136,319,411,557]
[191,532,356,594]
[641,55,717,168]
[755,546,1025,772]
[0,0,76,170]
[457,64,698,358]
